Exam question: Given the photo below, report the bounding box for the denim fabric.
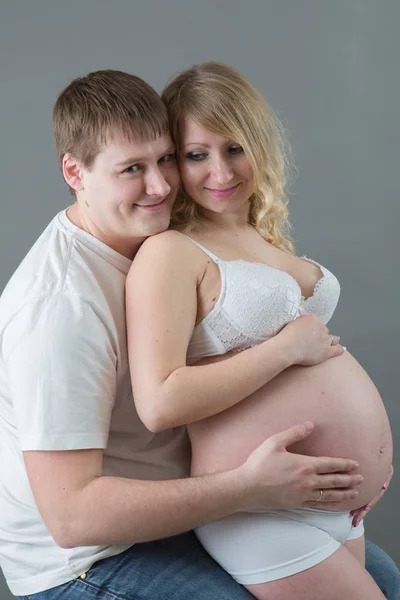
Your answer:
[20,532,253,599]
[365,539,400,600]
[20,534,399,599]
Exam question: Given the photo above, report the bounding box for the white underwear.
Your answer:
[195,507,364,585]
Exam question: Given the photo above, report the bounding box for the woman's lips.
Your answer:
[207,183,241,198]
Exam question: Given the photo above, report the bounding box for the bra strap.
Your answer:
[182,235,220,263]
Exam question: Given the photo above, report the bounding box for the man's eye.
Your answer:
[124,165,139,174]
[159,153,176,164]
[186,152,207,161]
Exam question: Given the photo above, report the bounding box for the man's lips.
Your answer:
[206,183,241,198]
[135,198,167,211]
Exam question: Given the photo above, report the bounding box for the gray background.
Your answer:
[0,0,398,597]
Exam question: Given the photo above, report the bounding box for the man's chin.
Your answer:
[143,216,171,237]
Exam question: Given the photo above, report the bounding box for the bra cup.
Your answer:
[186,247,341,363]
[223,261,301,341]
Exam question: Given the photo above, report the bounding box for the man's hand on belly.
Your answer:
[232,421,364,511]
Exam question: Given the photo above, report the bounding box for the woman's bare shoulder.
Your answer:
[141,228,188,247]
[131,230,206,276]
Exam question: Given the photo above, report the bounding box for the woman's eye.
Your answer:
[229,145,243,154]
[124,164,139,174]
[186,152,207,161]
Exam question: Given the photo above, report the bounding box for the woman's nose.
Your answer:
[209,156,234,185]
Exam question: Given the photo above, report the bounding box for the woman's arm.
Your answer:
[127,231,343,432]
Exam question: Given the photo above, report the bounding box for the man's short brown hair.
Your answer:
[53,70,169,172]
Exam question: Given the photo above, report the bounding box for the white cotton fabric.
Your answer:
[196,508,364,584]
[0,211,190,596]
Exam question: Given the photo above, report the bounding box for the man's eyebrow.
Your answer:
[115,157,143,167]
[160,145,176,156]
[184,142,211,148]
[115,146,176,167]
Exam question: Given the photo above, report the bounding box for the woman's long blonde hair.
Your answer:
[162,62,293,252]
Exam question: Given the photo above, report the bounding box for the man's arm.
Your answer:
[24,422,361,548]
[9,294,360,549]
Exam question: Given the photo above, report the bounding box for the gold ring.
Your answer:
[316,489,324,502]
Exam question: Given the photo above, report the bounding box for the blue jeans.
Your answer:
[20,534,400,600]
[366,540,400,600]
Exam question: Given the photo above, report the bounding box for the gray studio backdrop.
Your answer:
[0,1,398,597]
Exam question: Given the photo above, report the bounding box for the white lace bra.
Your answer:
[186,238,341,364]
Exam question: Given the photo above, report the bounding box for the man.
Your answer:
[0,70,398,599]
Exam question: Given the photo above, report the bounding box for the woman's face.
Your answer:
[178,117,255,217]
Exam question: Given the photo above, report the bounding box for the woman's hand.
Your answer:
[351,465,394,527]
[279,314,344,367]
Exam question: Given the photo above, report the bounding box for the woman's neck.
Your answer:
[198,208,249,233]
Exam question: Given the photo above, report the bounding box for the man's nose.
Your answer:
[145,169,171,198]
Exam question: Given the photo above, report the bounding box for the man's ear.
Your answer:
[62,153,85,192]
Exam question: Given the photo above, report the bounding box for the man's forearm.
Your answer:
[26,426,362,551]
[57,470,243,548]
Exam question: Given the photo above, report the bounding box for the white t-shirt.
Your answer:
[0,211,191,596]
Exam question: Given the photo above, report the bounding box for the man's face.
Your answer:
[73,131,179,258]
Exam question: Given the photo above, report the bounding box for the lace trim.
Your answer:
[188,255,341,362]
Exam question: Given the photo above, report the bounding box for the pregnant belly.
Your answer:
[189,351,392,511]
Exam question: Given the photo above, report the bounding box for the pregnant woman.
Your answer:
[126,62,393,599]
